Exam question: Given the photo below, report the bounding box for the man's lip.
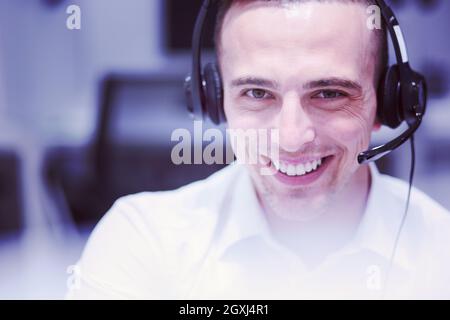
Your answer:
[261,154,334,166]
[270,155,334,186]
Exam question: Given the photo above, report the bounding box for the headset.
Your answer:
[184,0,427,165]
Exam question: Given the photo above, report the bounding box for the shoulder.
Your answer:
[377,172,450,228]
[113,163,242,226]
[89,163,242,255]
[374,172,450,297]
[103,162,237,213]
[376,172,450,265]
[68,164,242,298]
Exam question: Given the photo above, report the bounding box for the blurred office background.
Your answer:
[0,0,448,299]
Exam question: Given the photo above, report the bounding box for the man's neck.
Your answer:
[264,165,372,268]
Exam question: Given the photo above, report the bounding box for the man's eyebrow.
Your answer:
[230,77,362,91]
[303,78,363,91]
[231,77,278,89]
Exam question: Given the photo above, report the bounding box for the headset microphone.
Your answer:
[358,115,422,163]
[357,1,427,164]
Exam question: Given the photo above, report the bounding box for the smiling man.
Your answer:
[220,1,382,262]
[68,0,450,299]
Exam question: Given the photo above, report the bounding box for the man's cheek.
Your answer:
[226,106,260,129]
[328,118,370,155]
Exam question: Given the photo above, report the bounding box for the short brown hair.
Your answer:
[214,0,388,85]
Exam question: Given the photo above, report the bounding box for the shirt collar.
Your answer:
[213,162,410,270]
[212,163,271,257]
[347,163,410,269]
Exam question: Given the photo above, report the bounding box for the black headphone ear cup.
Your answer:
[378,65,403,129]
[203,63,224,125]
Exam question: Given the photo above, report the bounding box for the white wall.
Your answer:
[0,0,163,145]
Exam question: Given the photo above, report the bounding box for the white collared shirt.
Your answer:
[67,163,450,299]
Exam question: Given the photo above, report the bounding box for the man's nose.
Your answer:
[277,93,316,153]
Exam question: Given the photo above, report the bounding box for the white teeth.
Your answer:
[287,165,296,176]
[272,158,325,177]
[296,164,306,176]
[305,162,312,173]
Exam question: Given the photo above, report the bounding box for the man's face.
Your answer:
[220,1,379,221]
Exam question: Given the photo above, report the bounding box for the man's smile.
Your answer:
[273,157,323,176]
[259,154,336,186]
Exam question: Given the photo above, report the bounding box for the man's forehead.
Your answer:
[220,1,376,84]
[222,1,371,49]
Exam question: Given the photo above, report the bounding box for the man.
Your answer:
[68,0,450,299]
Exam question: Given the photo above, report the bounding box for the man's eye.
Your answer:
[244,89,272,100]
[314,90,346,99]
